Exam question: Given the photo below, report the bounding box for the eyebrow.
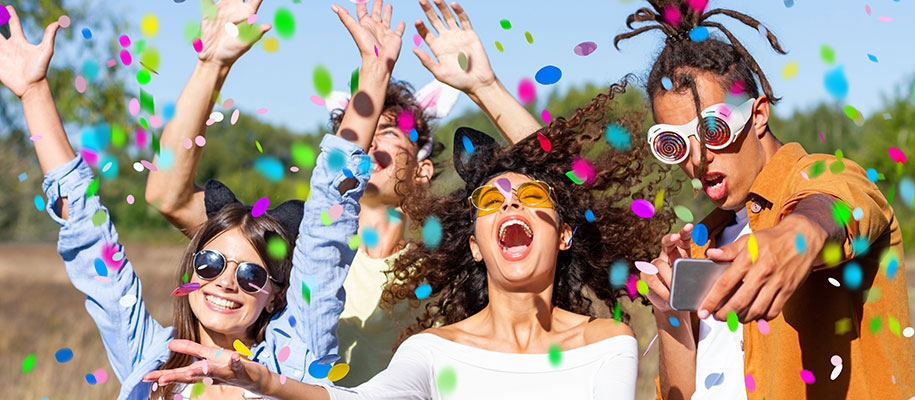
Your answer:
[378,124,399,131]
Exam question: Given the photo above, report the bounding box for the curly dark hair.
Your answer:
[381,80,676,345]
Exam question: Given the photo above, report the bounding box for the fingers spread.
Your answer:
[433,0,458,29]
[413,48,438,72]
[452,2,473,30]
[7,6,25,39]
[418,0,445,33]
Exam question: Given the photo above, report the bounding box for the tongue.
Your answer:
[501,225,532,249]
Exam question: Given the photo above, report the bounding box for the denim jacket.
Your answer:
[42,134,369,400]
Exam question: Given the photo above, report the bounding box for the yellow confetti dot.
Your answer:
[327,363,350,381]
[653,188,665,212]
[747,233,758,263]
[233,339,253,357]
[835,317,851,335]
[782,61,798,80]
[636,279,648,296]
[263,37,279,53]
[141,14,159,38]
[822,242,842,266]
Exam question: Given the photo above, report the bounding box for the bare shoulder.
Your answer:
[582,317,634,345]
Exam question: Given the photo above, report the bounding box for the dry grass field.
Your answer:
[0,242,912,399]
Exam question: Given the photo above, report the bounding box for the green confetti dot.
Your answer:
[499,19,511,29]
[313,65,333,98]
[85,177,100,199]
[237,22,261,45]
[843,105,860,120]
[524,31,533,44]
[613,302,621,321]
[320,210,332,226]
[255,140,263,153]
[829,160,845,174]
[565,171,584,185]
[111,125,127,148]
[136,69,151,85]
[808,160,827,179]
[267,236,288,260]
[636,279,649,296]
[832,201,851,226]
[291,142,316,168]
[457,52,469,71]
[727,310,739,332]
[869,315,882,334]
[191,381,206,398]
[690,178,702,190]
[820,44,835,65]
[140,47,160,71]
[494,41,503,52]
[350,68,359,95]
[92,209,107,226]
[182,272,189,283]
[201,0,218,20]
[548,343,562,367]
[888,315,900,336]
[274,7,295,39]
[835,317,851,335]
[673,205,694,222]
[22,353,36,374]
[301,281,311,305]
[183,21,201,45]
[437,366,457,394]
[348,235,361,250]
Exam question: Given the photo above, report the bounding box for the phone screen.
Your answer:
[669,258,731,311]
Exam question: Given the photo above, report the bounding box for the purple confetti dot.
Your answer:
[573,41,597,56]
[252,197,270,217]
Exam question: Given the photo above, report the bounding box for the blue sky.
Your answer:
[66,0,915,133]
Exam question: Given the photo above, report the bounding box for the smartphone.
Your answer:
[669,258,731,311]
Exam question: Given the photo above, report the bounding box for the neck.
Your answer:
[358,196,405,259]
[760,129,782,162]
[478,278,556,351]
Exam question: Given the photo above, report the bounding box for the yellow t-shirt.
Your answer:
[336,248,415,387]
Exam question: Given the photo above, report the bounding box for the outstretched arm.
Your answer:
[145,0,270,236]
[413,0,541,144]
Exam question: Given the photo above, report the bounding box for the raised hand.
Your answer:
[644,224,694,313]
[142,340,270,393]
[414,0,495,94]
[197,0,271,67]
[0,5,60,98]
[332,0,405,74]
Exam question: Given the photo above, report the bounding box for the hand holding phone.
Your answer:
[669,258,732,311]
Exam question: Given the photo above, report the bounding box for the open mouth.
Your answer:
[498,217,534,260]
[371,152,392,173]
[702,172,727,200]
[205,294,241,311]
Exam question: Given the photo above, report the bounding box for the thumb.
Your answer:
[259,23,272,36]
[40,22,60,51]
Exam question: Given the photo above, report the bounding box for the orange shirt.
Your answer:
[675,143,914,399]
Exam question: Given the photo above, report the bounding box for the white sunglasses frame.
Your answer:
[647,98,757,165]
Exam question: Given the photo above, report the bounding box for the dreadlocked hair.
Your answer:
[381,79,676,347]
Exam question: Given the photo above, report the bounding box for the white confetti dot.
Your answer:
[203,377,214,386]
[119,294,137,307]
[830,363,842,380]
[224,22,239,37]
[126,195,135,204]
[133,162,144,172]
[903,327,914,338]
[195,135,207,147]
[827,277,841,287]
[209,112,224,122]
[102,162,113,172]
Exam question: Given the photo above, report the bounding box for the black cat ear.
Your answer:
[266,200,305,240]
[204,180,242,218]
[452,127,500,183]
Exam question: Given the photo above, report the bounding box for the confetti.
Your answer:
[277,346,291,363]
[92,209,107,226]
[843,261,862,289]
[534,65,562,85]
[81,28,92,39]
[745,373,756,392]
[584,209,595,222]
[634,261,658,275]
[820,45,835,64]
[867,53,878,63]
[94,368,108,384]
[233,339,253,357]
[437,366,457,394]
[663,5,681,25]
[494,41,503,52]
[22,353,36,374]
[636,279,648,296]
[171,282,201,296]
[524,31,533,43]
[517,78,536,105]
[784,0,795,6]
[301,281,311,304]
[499,19,511,29]
[757,319,770,335]
[274,8,295,38]
[94,258,108,277]
[642,334,659,357]
[415,283,432,300]
[413,33,422,47]
[661,76,673,90]
[494,177,512,199]
[119,294,137,307]
[626,274,639,301]
[541,109,551,124]
[794,233,806,254]
[457,52,469,71]
[141,14,159,37]
[824,67,849,99]
[267,236,287,260]
[609,260,628,287]
[747,233,758,263]
[548,343,562,366]
[313,65,332,98]
[55,348,74,363]
[878,16,892,22]
[669,316,680,327]
[566,171,584,185]
[537,131,551,152]
[903,327,914,338]
[262,37,279,52]
[18,172,27,182]
[33,195,45,211]
[674,205,694,222]
[119,34,131,48]
[423,216,443,249]
[689,27,709,42]
[888,147,907,163]
[830,363,843,380]
[800,369,815,384]
[224,21,239,37]
[631,199,655,218]
[572,158,595,183]
[75,76,87,93]
[347,235,361,250]
[865,4,872,15]
[254,156,283,182]
[704,372,724,390]
[605,123,631,150]
[782,61,799,80]
[869,315,882,333]
[288,315,296,328]
[362,227,379,249]
[727,311,739,332]
[573,41,597,56]
[691,223,709,247]
[328,363,350,381]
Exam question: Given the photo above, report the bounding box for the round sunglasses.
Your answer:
[193,249,278,294]
[468,180,556,218]
[647,98,756,164]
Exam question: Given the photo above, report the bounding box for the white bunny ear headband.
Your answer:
[325,79,461,160]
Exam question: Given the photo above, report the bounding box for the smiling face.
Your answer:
[468,172,573,290]
[187,227,275,340]
[365,113,433,203]
[652,72,772,210]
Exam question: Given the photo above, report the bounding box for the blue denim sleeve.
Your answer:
[42,156,173,384]
[271,134,369,380]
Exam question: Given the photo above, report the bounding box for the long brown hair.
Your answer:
[151,203,294,399]
[382,80,676,345]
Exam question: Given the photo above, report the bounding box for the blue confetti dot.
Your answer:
[362,228,379,249]
[157,148,174,171]
[99,155,119,180]
[669,316,680,327]
[661,76,673,90]
[254,156,284,182]
[422,216,443,249]
[783,0,795,7]
[866,54,878,63]
[462,135,474,154]
[843,261,862,290]
[408,128,418,142]
[415,283,432,300]
[584,209,595,222]
[866,168,878,182]
[534,65,562,85]
[824,66,849,99]
[605,123,631,150]
[85,374,97,385]
[18,172,28,182]
[887,258,899,279]
[387,207,402,224]
[288,315,296,327]
[94,258,108,277]
[689,27,709,42]
[851,236,869,255]
[704,372,725,390]
[81,59,100,81]
[359,155,373,176]
[326,149,346,172]
[795,233,806,254]
[852,207,864,221]
[163,103,176,121]
[691,223,709,247]
[81,28,92,39]
[342,168,354,178]
[609,260,628,288]
[307,360,333,379]
[34,195,45,211]
[899,178,914,207]
[55,348,74,363]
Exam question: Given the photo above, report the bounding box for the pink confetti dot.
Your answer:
[58,15,71,28]
[865,4,872,15]
[223,98,234,109]
[279,373,287,385]
[537,132,551,152]
[541,109,551,124]
[256,108,268,114]
[888,147,907,163]
[278,346,291,362]
[202,377,213,386]
[106,59,117,68]
[119,34,131,47]
[413,33,422,47]
[74,76,87,93]
[310,95,326,106]
[252,197,270,217]
[136,128,148,148]
[247,14,258,24]
[205,118,215,126]
[195,135,206,147]
[517,78,536,105]
[745,374,756,392]
[800,369,816,384]
[128,98,140,115]
[126,194,135,204]
[631,199,655,218]
[573,41,597,56]
[830,355,842,366]
[30,135,42,141]
[397,110,415,133]
[93,368,108,384]
[878,16,892,22]
[290,166,299,172]
[571,158,595,183]
[149,115,163,129]
[757,319,770,335]
[140,160,158,172]
[183,138,193,149]
[120,49,132,66]
[635,261,658,275]
[231,109,240,125]
[328,203,344,221]
[193,38,203,53]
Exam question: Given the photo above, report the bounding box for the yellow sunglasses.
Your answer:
[468,180,557,218]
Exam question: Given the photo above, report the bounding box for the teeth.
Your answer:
[499,219,533,242]
[206,295,241,310]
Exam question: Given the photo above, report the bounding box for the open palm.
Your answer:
[0,5,60,98]
[143,340,269,393]
[414,0,495,93]
[197,0,270,66]
[333,0,405,73]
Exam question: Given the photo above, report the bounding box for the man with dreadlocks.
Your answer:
[615,1,915,399]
